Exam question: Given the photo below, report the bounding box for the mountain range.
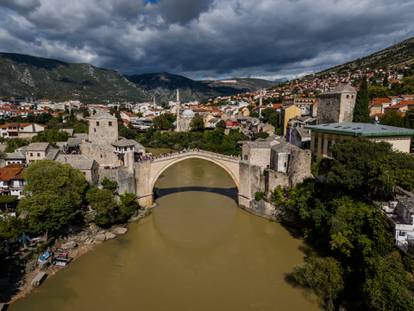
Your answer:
[0,53,274,103]
[0,36,413,103]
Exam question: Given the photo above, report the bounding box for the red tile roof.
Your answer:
[0,164,24,181]
[370,98,391,107]
[387,100,414,109]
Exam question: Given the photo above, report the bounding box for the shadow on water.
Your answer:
[154,186,238,202]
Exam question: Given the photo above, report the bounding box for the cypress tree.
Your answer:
[353,77,371,123]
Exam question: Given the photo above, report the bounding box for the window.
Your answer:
[244,155,248,160]
[108,121,112,126]
[94,128,96,132]
[30,153,33,157]
[346,95,349,99]
[37,153,40,157]
[96,121,100,126]
[399,231,406,237]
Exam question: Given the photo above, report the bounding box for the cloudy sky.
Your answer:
[0,0,413,80]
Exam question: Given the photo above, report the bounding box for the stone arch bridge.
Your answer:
[135,150,253,208]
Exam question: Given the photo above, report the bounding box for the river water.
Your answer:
[11,159,318,311]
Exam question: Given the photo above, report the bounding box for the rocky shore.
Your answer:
[7,208,151,305]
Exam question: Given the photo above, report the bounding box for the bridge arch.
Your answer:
[150,154,240,192]
[136,151,241,208]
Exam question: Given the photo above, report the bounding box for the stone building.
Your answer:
[307,122,414,157]
[241,140,276,170]
[80,112,121,167]
[56,154,99,185]
[317,84,357,124]
[87,112,118,145]
[265,142,312,192]
[25,142,59,163]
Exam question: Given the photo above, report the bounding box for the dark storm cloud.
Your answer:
[0,0,413,79]
[0,0,40,12]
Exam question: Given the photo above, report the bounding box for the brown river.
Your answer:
[11,159,318,311]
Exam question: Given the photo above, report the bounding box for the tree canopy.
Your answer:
[353,77,371,122]
[153,113,175,131]
[275,139,414,310]
[190,114,204,131]
[18,161,88,235]
[32,129,69,144]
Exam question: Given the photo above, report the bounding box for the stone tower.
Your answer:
[317,84,357,124]
[88,112,118,144]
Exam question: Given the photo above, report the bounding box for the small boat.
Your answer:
[38,250,52,264]
[31,272,47,287]
[53,250,71,267]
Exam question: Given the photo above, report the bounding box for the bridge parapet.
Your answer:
[139,149,241,164]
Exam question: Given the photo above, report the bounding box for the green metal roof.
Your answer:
[305,122,414,137]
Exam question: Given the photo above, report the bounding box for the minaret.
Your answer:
[175,89,181,132]
[152,95,157,110]
[259,89,264,118]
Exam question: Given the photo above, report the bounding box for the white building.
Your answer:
[0,164,25,199]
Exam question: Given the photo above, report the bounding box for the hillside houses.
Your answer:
[0,123,45,139]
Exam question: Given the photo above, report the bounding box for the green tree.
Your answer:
[316,139,414,198]
[86,187,118,228]
[32,129,69,144]
[215,120,226,131]
[153,113,175,130]
[291,256,344,311]
[5,138,29,153]
[353,77,371,122]
[119,124,138,139]
[101,177,118,194]
[118,193,139,222]
[261,107,280,127]
[380,110,406,128]
[190,114,204,131]
[363,252,414,311]
[18,161,88,235]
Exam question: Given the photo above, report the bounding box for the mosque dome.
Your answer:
[182,109,195,118]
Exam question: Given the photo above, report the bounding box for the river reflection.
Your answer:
[11,159,318,311]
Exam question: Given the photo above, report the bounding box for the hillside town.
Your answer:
[0,61,414,310]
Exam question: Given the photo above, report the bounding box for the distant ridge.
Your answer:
[0,53,274,102]
[319,37,414,75]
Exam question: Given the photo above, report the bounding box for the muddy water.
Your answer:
[11,159,318,311]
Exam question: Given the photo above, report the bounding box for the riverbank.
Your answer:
[6,208,151,306]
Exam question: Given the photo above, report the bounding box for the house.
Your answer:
[56,154,99,185]
[0,164,25,198]
[385,100,414,115]
[282,104,301,136]
[0,123,45,139]
[25,143,60,163]
[382,194,414,254]
[283,97,317,117]
[5,149,26,166]
[306,122,414,157]
[369,98,392,116]
[113,138,145,169]
[286,116,317,149]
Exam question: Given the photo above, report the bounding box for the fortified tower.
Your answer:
[317,84,357,124]
[88,112,118,145]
